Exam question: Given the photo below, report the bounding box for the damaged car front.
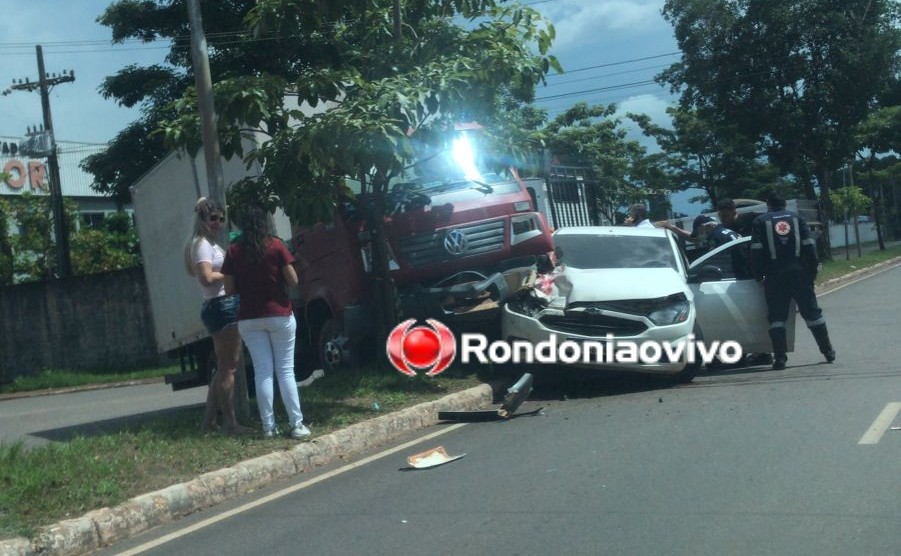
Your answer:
[502,226,702,382]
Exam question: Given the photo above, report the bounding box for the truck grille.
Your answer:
[397,219,506,267]
[538,314,647,337]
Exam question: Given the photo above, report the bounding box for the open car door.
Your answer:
[687,237,796,354]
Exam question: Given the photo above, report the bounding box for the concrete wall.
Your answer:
[0,267,161,382]
[829,221,878,248]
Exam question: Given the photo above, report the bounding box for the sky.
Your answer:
[0,0,701,213]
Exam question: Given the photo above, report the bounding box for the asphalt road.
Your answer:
[0,383,207,448]
[96,265,901,556]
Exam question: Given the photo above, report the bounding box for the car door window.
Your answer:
[692,240,752,280]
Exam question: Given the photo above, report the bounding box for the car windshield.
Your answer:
[553,234,678,271]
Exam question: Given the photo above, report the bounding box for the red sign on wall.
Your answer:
[2,159,48,192]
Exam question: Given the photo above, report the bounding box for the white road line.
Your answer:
[117,423,468,555]
[858,402,901,445]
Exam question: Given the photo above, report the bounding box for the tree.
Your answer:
[531,102,650,223]
[830,185,872,259]
[0,199,14,284]
[659,0,901,221]
[156,0,559,343]
[630,106,799,208]
[86,0,306,202]
[0,195,140,285]
[855,104,901,249]
[69,211,141,275]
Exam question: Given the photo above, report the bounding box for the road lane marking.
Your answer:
[858,402,901,445]
[116,423,467,555]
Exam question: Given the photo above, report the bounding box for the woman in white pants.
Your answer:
[222,203,310,439]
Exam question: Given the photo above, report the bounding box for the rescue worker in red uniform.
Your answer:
[750,192,835,370]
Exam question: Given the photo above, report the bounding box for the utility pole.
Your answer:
[186,0,226,215]
[4,46,75,278]
[186,0,251,424]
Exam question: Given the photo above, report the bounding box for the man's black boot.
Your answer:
[769,327,788,370]
[810,323,836,363]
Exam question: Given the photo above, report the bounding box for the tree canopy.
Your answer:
[156,0,560,225]
[659,0,901,215]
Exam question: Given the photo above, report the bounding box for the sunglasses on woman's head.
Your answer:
[207,215,225,223]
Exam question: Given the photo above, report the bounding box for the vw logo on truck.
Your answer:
[443,228,468,255]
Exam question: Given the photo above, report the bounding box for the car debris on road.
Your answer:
[437,373,543,422]
[405,446,466,469]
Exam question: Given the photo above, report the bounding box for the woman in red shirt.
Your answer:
[222,203,310,439]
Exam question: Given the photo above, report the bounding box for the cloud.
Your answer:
[613,93,673,148]
[541,0,670,51]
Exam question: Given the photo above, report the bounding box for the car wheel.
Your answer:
[671,324,703,384]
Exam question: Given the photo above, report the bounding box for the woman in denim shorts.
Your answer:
[184,198,252,435]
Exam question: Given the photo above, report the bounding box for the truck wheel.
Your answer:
[318,318,345,372]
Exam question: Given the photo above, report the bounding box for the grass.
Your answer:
[816,243,901,285]
[0,365,483,540]
[0,365,176,395]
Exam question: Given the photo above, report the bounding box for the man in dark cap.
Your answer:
[660,213,740,252]
[750,191,835,370]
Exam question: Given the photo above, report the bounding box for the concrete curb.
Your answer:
[0,378,163,402]
[0,383,493,556]
[815,255,901,295]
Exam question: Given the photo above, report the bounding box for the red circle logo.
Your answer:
[386,319,457,376]
[775,221,792,236]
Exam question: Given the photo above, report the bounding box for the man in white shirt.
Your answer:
[624,203,654,228]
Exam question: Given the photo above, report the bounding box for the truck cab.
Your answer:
[293,130,554,370]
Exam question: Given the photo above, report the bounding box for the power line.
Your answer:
[535,79,658,101]
[546,52,681,78]
[541,62,671,88]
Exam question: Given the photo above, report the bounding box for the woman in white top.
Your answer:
[184,198,251,435]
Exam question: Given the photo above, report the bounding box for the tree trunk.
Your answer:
[853,215,862,258]
[367,184,399,364]
[844,214,850,261]
[875,179,885,251]
[813,161,833,261]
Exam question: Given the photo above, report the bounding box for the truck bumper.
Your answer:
[399,265,536,321]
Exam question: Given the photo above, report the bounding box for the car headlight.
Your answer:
[647,296,690,325]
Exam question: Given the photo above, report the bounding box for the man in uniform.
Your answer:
[750,191,835,370]
[717,197,761,237]
[659,214,740,262]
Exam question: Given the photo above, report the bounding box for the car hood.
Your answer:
[555,267,688,303]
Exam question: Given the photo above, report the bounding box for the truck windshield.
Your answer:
[403,133,509,193]
[553,234,678,271]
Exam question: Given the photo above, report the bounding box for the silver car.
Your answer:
[501,226,795,382]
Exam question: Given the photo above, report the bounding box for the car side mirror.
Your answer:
[689,264,724,283]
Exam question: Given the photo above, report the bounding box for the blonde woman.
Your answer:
[184,197,252,435]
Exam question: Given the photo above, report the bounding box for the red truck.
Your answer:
[292,130,554,370]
